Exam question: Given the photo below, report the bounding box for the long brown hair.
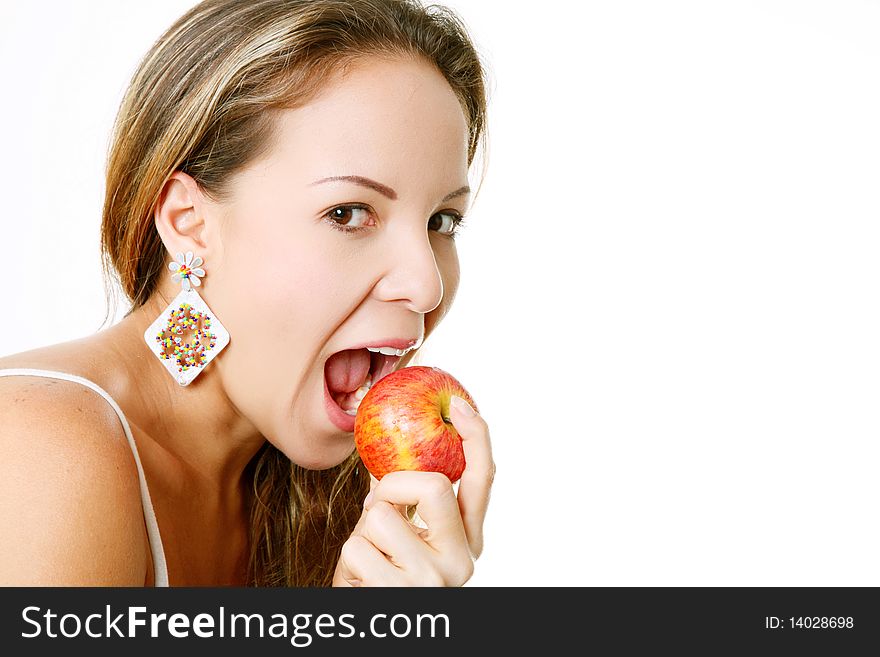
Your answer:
[99,0,490,586]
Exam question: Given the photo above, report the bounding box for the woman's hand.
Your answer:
[333,396,495,587]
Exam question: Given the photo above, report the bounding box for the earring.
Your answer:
[143,251,231,387]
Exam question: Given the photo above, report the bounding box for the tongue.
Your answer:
[325,348,371,394]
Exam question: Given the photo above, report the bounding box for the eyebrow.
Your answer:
[309,175,470,203]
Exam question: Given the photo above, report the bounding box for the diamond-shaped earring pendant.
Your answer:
[143,251,230,387]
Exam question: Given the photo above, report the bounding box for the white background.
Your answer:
[1,1,878,586]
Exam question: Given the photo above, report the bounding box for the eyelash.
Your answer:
[323,204,467,239]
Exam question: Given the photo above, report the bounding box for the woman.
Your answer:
[0,0,494,587]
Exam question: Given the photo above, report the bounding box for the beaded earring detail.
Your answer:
[143,251,230,387]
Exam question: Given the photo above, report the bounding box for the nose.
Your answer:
[373,223,444,314]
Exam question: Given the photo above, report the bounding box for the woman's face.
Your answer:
[202,56,471,468]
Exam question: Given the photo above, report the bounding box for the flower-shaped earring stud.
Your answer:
[168,251,205,291]
[144,251,230,387]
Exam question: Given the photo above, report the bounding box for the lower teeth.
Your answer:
[338,374,373,416]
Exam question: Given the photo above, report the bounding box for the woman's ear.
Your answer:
[154,170,211,254]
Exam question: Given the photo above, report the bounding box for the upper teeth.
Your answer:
[367,346,409,357]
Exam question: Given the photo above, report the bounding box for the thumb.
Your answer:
[450,394,479,422]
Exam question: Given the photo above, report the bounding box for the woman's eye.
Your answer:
[428,212,464,236]
[326,205,372,231]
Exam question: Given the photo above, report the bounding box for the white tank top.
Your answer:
[0,368,169,587]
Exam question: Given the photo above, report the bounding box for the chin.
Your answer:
[284,438,357,472]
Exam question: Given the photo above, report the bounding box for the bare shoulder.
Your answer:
[0,374,148,585]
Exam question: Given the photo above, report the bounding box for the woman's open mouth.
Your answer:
[322,343,413,432]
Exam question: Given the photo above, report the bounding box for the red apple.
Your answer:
[354,365,477,483]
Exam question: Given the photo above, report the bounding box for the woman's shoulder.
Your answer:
[0,335,143,497]
[0,335,116,420]
[0,332,117,379]
[0,340,148,584]
[0,335,142,451]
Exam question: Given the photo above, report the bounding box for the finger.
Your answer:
[366,471,466,552]
[372,474,416,520]
[336,536,362,586]
[449,395,495,559]
[348,472,382,540]
[338,535,404,587]
[365,472,395,506]
[362,500,433,569]
[364,472,407,518]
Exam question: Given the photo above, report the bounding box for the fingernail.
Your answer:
[451,395,476,417]
[363,491,374,508]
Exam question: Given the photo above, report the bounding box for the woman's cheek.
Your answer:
[426,245,461,335]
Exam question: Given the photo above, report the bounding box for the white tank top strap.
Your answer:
[0,367,169,587]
